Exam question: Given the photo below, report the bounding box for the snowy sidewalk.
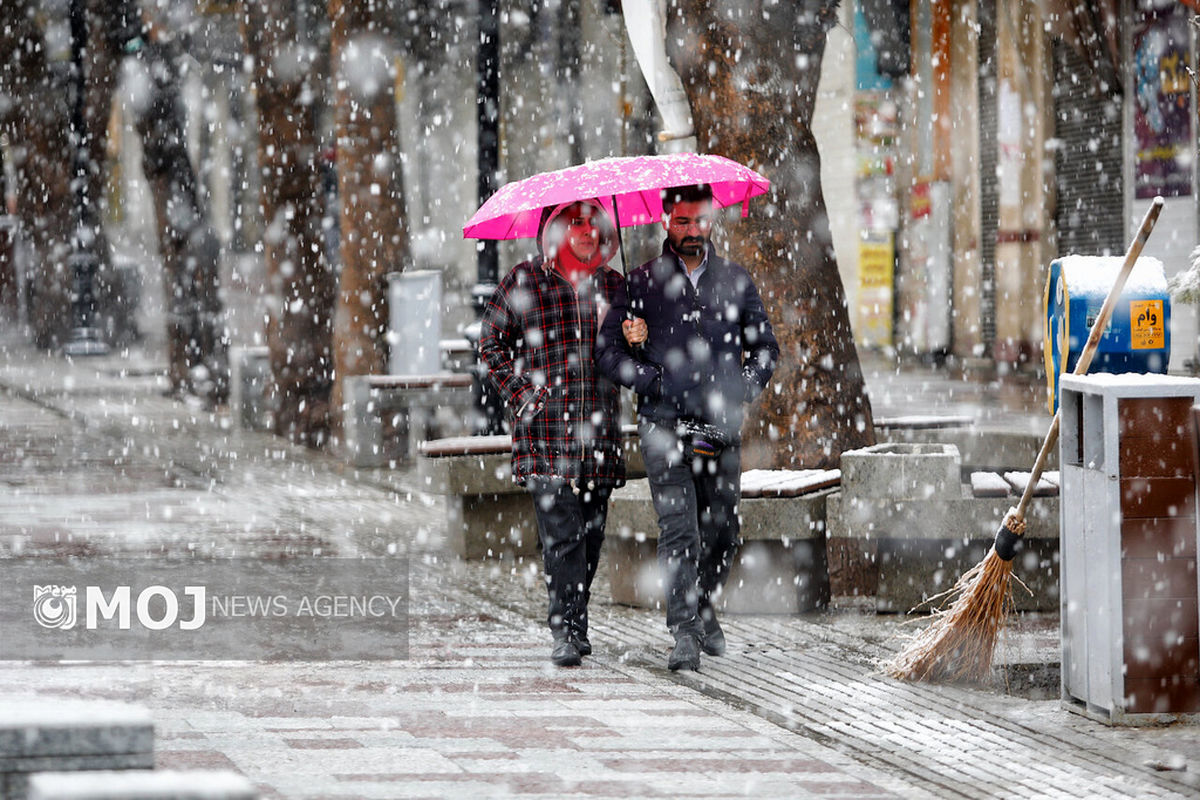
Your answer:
[0,336,1197,799]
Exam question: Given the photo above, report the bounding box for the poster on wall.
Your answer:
[857,231,894,348]
[1133,1,1193,199]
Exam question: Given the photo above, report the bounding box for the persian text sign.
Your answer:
[1130,300,1166,350]
[2,557,409,661]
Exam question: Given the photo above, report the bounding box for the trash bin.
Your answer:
[387,270,442,375]
[1058,373,1200,725]
[1044,256,1170,413]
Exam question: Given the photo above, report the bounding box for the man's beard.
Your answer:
[675,236,706,255]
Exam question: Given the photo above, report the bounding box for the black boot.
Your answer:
[668,634,701,671]
[551,639,582,667]
[700,610,726,656]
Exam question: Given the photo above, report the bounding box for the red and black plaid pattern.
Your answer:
[479,259,626,486]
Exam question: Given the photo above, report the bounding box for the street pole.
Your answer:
[64,0,108,357]
[471,0,503,433]
[474,0,500,308]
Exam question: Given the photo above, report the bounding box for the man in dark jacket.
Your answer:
[596,184,778,671]
[479,199,626,667]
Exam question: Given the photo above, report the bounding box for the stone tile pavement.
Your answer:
[1,334,1198,799]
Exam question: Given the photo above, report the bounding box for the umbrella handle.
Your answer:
[612,194,629,276]
[1013,196,1165,522]
[611,194,641,335]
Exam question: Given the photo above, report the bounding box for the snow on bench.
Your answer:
[419,434,513,458]
[969,471,1012,498]
[27,770,257,800]
[418,425,639,459]
[741,469,841,498]
[1002,470,1060,497]
[356,373,474,391]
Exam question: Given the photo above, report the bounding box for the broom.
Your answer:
[885,196,1166,683]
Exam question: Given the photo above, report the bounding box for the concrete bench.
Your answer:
[606,469,841,614]
[27,770,257,800]
[0,700,154,800]
[875,416,1057,474]
[417,426,645,560]
[826,442,1059,613]
[344,373,476,468]
[235,341,476,436]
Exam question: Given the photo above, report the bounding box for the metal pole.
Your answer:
[474,0,500,307]
[470,0,504,434]
[64,0,108,357]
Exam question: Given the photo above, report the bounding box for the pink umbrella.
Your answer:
[462,152,770,240]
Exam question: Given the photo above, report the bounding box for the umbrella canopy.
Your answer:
[463,153,770,240]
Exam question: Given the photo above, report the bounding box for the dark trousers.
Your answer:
[527,477,611,640]
[638,419,741,639]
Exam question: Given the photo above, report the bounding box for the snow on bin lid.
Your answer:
[1059,372,1200,396]
[1058,254,1166,296]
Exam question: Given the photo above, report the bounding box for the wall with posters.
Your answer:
[853,0,901,349]
[1132,1,1192,200]
[1127,0,1198,370]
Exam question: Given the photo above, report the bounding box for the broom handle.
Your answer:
[1014,197,1165,521]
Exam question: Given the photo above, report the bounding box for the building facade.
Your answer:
[838,0,1199,371]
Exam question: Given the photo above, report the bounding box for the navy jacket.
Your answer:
[596,242,779,439]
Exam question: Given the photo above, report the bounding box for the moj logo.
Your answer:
[33,585,206,631]
[33,585,77,630]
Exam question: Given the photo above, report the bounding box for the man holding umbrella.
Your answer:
[596,183,779,671]
[478,199,626,667]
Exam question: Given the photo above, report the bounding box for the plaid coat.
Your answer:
[478,257,626,486]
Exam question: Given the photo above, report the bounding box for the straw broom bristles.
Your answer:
[884,511,1023,683]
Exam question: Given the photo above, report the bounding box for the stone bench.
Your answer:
[0,700,154,800]
[27,770,257,800]
[343,373,477,468]
[826,442,1059,613]
[605,469,841,614]
[874,416,1057,473]
[417,426,645,560]
[235,341,478,435]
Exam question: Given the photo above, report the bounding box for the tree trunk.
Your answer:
[328,0,412,436]
[83,0,137,346]
[242,0,335,447]
[132,34,230,404]
[0,1,75,348]
[667,0,875,470]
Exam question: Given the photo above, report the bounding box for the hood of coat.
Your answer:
[539,199,618,273]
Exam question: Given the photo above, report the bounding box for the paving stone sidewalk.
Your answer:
[1,336,1198,799]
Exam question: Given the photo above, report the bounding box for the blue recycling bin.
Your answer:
[1044,255,1170,413]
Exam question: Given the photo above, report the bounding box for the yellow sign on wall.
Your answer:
[1129,299,1165,350]
[857,231,894,347]
[859,233,894,289]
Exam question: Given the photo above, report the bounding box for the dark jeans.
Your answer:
[638,419,741,640]
[526,477,611,640]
